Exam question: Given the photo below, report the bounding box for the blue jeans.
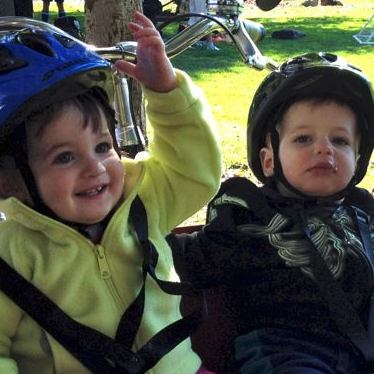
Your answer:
[235,328,368,374]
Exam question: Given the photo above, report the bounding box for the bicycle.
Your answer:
[0,0,279,159]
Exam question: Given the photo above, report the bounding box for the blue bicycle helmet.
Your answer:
[0,17,118,218]
[0,17,114,149]
[247,52,374,194]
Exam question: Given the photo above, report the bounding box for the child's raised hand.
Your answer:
[115,12,178,93]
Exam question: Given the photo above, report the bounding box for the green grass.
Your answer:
[33,1,85,26]
[33,0,374,224]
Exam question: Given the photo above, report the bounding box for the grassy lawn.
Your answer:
[33,0,374,224]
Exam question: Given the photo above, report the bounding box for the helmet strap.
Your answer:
[11,125,58,219]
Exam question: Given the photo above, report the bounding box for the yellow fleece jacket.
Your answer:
[0,70,221,374]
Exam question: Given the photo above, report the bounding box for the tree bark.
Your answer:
[0,0,15,16]
[85,0,147,153]
[14,0,33,17]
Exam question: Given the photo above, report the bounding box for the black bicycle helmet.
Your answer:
[0,17,114,150]
[247,52,374,192]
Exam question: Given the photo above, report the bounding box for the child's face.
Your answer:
[260,100,358,197]
[26,104,124,224]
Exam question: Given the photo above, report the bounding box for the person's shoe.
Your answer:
[178,23,188,33]
[206,42,220,50]
[194,41,205,47]
[302,0,318,6]
[321,0,343,5]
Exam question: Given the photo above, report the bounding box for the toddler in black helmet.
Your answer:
[168,53,374,373]
[0,12,221,374]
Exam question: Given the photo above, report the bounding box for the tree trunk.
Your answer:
[0,0,15,16]
[14,0,33,17]
[85,0,147,155]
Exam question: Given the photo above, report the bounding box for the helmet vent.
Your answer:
[17,33,56,58]
[321,52,337,63]
[53,33,76,48]
[0,46,28,72]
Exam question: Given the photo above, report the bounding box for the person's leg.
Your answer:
[193,0,206,13]
[56,0,66,18]
[14,0,33,17]
[205,35,219,50]
[235,329,365,374]
[42,1,50,22]
[187,0,198,26]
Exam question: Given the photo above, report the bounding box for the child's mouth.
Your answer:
[308,162,335,172]
[77,185,107,197]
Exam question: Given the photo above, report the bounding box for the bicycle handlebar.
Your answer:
[0,14,278,71]
[0,10,279,155]
[92,13,278,72]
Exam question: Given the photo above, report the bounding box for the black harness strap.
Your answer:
[0,195,206,374]
[0,254,144,374]
[353,207,374,272]
[350,207,374,362]
[301,207,374,362]
[115,196,207,366]
[207,177,275,224]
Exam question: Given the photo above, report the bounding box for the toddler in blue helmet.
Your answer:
[168,53,374,374]
[0,12,221,374]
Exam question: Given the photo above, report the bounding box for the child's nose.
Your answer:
[316,139,333,155]
[84,156,106,177]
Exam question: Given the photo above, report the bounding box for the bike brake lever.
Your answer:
[232,18,279,71]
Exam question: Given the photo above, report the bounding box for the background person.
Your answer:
[187,0,219,50]
[41,0,66,23]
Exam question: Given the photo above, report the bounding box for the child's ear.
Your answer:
[260,146,274,177]
[0,157,31,203]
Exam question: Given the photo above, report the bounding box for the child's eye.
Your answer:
[54,152,73,164]
[96,142,111,154]
[294,135,311,143]
[332,137,350,146]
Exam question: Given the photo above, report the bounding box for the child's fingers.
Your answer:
[131,27,161,41]
[128,21,160,37]
[114,60,136,77]
[133,11,155,28]
[135,35,164,51]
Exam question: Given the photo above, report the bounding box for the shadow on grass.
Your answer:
[33,11,372,76]
[168,15,372,74]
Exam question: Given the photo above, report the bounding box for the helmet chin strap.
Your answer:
[269,128,356,204]
[10,124,57,218]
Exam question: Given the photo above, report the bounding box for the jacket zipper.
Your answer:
[96,245,111,279]
[95,245,127,310]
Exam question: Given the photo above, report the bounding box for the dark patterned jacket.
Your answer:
[170,177,374,354]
